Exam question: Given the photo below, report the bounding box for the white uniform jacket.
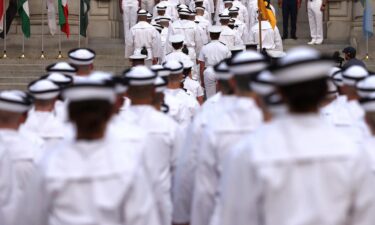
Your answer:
[211,113,375,225]
[250,21,283,51]
[219,26,243,50]
[22,137,162,225]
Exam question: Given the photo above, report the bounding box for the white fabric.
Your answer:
[219,26,243,50]
[203,67,217,98]
[211,113,375,225]
[308,0,323,43]
[21,137,162,225]
[126,21,161,60]
[191,97,263,225]
[170,19,203,61]
[183,77,204,98]
[118,105,182,225]
[198,40,231,67]
[250,21,283,51]
[153,1,179,22]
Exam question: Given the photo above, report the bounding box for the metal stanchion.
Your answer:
[20,35,25,58]
[2,0,7,58]
[41,0,46,59]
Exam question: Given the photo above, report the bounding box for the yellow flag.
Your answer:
[258,0,277,29]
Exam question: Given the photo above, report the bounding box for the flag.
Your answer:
[258,0,277,29]
[17,0,30,37]
[0,0,4,32]
[80,0,90,37]
[361,0,373,38]
[58,0,70,37]
[46,0,57,35]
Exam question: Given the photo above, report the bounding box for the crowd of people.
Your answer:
[0,41,374,225]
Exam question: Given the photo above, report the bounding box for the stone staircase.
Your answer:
[0,37,373,90]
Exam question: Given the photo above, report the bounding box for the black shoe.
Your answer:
[282,35,288,40]
[291,35,298,40]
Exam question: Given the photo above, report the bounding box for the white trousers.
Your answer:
[141,0,154,14]
[122,2,138,56]
[307,0,323,42]
[203,67,217,98]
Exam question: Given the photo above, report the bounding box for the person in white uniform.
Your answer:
[68,48,96,78]
[163,60,200,126]
[210,46,375,225]
[218,12,243,49]
[228,7,249,43]
[182,59,204,104]
[22,79,68,155]
[120,0,138,52]
[0,90,36,225]
[21,76,162,225]
[191,50,266,225]
[307,0,326,45]
[164,34,192,62]
[169,8,203,62]
[120,66,182,225]
[250,14,283,51]
[46,62,77,78]
[126,9,161,66]
[198,26,231,98]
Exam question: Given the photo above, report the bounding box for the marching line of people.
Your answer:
[0,41,374,225]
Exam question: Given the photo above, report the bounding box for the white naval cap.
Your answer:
[356,75,375,98]
[342,65,369,86]
[154,76,168,93]
[208,25,222,33]
[329,67,344,87]
[46,62,78,76]
[41,72,73,87]
[151,65,171,79]
[327,78,339,97]
[137,9,148,16]
[177,4,189,9]
[68,48,96,66]
[272,46,334,85]
[228,50,268,76]
[156,4,167,10]
[230,45,245,52]
[153,24,163,32]
[195,0,204,3]
[62,76,116,103]
[228,6,239,12]
[0,90,33,113]
[182,59,195,69]
[147,13,153,18]
[163,60,184,74]
[250,70,276,96]
[169,34,185,43]
[129,49,147,60]
[219,12,231,20]
[158,16,171,22]
[89,71,127,94]
[265,92,287,115]
[178,8,191,15]
[28,79,60,100]
[123,66,157,86]
[195,6,205,11]
[266,50,286,59]
[214,59,233,80]
[223,0,233,2]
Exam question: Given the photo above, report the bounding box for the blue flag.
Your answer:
[361,0,374,38]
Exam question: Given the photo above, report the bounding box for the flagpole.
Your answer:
[3,0,7,58]
[365,35,369,60]
[78,0,81,48]
[20,35,25,58]
[258,1,263,51]
[57,28,62,58]
[41,0,45,59]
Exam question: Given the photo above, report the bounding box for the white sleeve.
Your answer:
[124,167,162,225]
[125,28,135,58]
[152,30,162,58]
[210,142,261,225]
[196,83,205,97]
[198,46,206,62]
[191,128,219,225]
[347,152,375,225]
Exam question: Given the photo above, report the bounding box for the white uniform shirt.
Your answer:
[118,105,182,225]
[191,97,263,225]
[211,114,375,225]
[153,1,178,21]
[126,21,161,59]
[183,77,204,98]
[170,19,203,59]
[198,40,231,67]
[164,88,200,127]
[22,137,161,225]
[164,49,191,63]
[219,26,243,49]
[250,21,283,51]
[234,18,250,43]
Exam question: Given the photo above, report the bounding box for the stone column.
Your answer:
[327,0,352,42]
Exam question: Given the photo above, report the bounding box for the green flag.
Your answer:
[80,0,90,37]
[17,0,30,38]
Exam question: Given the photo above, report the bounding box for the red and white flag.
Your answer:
[0,0,4,32]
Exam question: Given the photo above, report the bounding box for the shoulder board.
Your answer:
[219,41,226,46]
[182,88,191,95]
